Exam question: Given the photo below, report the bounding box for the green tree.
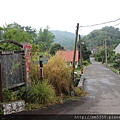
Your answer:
[82,44,91,61]
[36,26,55,51]
[112,53,120,69]
[23,26,37,43]
[82,26,120,51]
[50,43,64,55]
[2,23,33,43]
[0,27,3,40]
[0,23,36,51]
[94,49,105,63]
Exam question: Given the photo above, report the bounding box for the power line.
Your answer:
[80,17,120,28]
[113,23,120,26]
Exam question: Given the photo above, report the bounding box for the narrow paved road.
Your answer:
[82,58,120,114]
[18,58,120,115]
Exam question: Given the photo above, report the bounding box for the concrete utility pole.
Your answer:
[72,23,79,78]
[0,63,2,102]
[105,39,107,66]
[79,35,82,68]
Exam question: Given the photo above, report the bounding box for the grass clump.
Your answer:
[26,81,56,105]
[73,87,83,96]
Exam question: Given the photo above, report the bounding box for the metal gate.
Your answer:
[0,51,25,89]
[0,40,26,90]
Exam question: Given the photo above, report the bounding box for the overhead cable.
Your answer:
[113,23,120,26]
[80,17,120,27]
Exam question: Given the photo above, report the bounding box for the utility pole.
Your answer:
[72,23,79,79]
[0,63,2,102]
[105,39,107,66]
[78,35,82,68]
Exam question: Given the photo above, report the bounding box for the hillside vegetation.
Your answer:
[82,26,120,71]
[82,26,120,50]
[51,30,75,50]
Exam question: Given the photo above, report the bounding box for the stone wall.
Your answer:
[0,100,25,115]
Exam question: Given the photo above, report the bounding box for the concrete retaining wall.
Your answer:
[77,75,84,89]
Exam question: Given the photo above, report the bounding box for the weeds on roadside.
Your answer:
[2,89,18,102]
[26,81,57,105]
[43,55,72,96]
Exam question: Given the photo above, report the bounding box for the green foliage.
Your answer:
[26,81,56,105]
[43,55,72,95]
[2,23,33,43]
[112,53,120,70]
[30,63,40,83]
[50,43,64,55]
[82,26,120,50]
[36,26,55,51]
[94,49,105,63]
[73,87,83,96]
[82,44,91,61]
[82,60,90,66]
[0,23,36,51]
[2,89,18,102]
[0,27,3,40]
[94,48,120,70]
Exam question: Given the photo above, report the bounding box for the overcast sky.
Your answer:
[0,0,120,35]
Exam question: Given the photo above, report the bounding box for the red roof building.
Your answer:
[56,50,79,62]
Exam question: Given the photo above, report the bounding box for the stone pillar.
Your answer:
[23,44,32,87]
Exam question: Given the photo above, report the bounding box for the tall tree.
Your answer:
[36,26,55,51]
[0,23,36,51]
[82,44,91,61]
[2,22,33,43]
[0,27,3,40]
[50,43,64,55]
[23,26,37,43]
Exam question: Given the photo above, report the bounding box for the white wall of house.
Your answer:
[75,62,78,68]
[115,43,120,54]
[68,62,78,68]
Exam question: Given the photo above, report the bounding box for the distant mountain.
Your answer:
[51,30,75,50]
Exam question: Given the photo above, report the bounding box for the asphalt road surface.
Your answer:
[5,58,120,119]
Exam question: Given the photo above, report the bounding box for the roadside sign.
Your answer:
[40,57,49,61]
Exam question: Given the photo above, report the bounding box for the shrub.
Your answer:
[73,87,83,96]
[2,89,18,102]
[82,60,90,66]
[26,81,56,105]
[43,55,72,95]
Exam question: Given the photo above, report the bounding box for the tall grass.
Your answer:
[43,55,72,95]
[26,81,56,105]
[30,62,40,83]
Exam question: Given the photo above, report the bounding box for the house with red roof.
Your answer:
[56,50,79,68]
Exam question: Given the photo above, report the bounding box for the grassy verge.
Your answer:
[107,66,120,74]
